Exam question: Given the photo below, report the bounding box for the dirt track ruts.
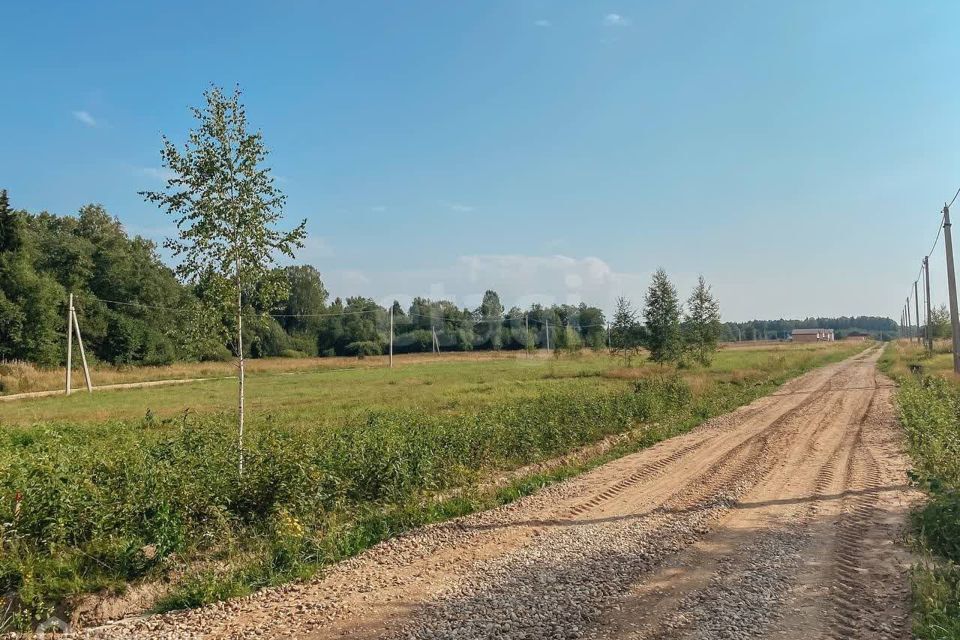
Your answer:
[88,346,919,640]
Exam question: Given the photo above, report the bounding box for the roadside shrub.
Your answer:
[632,374,692,419]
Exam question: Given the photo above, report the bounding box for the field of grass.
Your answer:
[879,338,957,381]
[0,350,531,397]
[0,342,863,630]
[880,340,960,638]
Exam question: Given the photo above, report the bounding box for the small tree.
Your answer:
[644,268,682,364]
[142,86,306,474]
[684,275,722,366]
[930,304,951,340]
[611,296,640,365]
[476,289,504,350]
[0,189,24,253]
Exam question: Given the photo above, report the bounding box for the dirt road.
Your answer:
[95,346,918,639]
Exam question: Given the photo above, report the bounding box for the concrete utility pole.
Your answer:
[906,297,912,343]
[389,305,394,368]
[925,256,933,352]
[65,293,73,395]
[72,307,92,393]
[914,281,921,346]
[943,204,960,373]
[545,318,551,351]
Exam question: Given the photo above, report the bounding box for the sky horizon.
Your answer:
[3,1,959,322]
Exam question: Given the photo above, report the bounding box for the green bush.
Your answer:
[279,349,309,359]
[198,344,234,362]
[345,341,382,357]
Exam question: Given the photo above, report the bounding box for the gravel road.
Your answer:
[86,346,918,640]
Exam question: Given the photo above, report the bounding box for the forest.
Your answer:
[722,316,899,341]
[0,193,612,366]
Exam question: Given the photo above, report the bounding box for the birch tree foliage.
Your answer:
[141,85,306,344]
[611,296,641,364]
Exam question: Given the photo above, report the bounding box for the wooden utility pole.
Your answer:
[389,305,394,368]
[943,204,960,373]
[71,307,92,393]
[925,256,933,352]
[65,293,73,395]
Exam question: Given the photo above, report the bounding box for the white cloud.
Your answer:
[534,19,552,27]
[335,269,372,288]
[72,110,98,127]
[370,205,387,213]
[136,166,177,181]
[602,13,631,27]
[442,201,475,213]
[299,235,335,262]
[322,253,653,316]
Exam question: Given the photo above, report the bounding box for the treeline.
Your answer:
[0,193,614,366]
[721,316,899,341]
[0,195,197,367]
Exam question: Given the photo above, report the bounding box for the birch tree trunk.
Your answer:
[237,272,245,476]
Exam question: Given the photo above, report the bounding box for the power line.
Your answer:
[899,185,960,353]
[950,185,960,209]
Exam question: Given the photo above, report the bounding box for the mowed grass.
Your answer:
[0,342,864,630]
[0,344,849,428]
[1,353,614,426]
[0,350,536,396]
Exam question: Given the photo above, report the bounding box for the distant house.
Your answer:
[842,331,870,342]
[791,328,835,343]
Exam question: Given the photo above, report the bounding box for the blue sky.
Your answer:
[2,1,959,321]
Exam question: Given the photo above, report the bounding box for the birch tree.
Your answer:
[142,86,306,474]
[611,296,640,365]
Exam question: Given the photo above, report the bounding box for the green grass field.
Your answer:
[0,343,850,428]
[0,342,864,630]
